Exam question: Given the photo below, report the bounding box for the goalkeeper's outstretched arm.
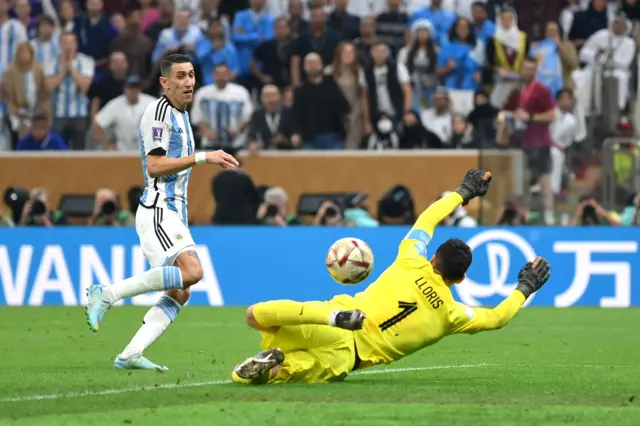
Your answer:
[410,192,464,239]
[452,257,552,335]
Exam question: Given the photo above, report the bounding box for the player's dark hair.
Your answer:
[160,53,192,77]
[434,238,472,282]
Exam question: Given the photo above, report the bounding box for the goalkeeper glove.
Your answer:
[454,169,492,206]
[516,256,551,299]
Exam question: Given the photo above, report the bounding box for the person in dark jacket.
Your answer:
[568,0,609,50]
[292,53,350,150]
[212,163,261,225]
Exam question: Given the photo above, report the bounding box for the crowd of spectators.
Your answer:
[1,0,640,225]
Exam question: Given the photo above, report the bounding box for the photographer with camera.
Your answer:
[19,188,67,227]
[573,194,620,226]
[89,188,134,226]
[257,187,299,226]
[314,200,344,226]
[496,195,542,226]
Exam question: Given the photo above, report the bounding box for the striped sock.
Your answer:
[103,267,183,303]
[121,295,182,359]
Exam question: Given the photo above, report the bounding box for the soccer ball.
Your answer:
[326,238,374,285]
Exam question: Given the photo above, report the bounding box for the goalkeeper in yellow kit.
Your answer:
[232,169,552,384]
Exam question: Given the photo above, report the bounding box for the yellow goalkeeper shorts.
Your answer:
[260,295,359,384]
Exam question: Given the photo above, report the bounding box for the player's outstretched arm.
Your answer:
[452,257,551,334]
[146,150,239,178]
[408,170,492,239]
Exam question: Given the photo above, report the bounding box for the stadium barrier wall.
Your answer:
[0,150,519,224]
[0,226,637,307]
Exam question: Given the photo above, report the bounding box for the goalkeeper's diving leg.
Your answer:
[232,300,366,383]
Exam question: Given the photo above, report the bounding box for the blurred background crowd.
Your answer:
[2,0,640,227]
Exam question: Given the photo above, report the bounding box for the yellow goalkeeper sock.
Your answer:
[252,300,334,328]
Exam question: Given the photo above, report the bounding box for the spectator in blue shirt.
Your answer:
[16,111,68,151]
[196,18,240,86]
[232,0,275,90]
[437,18,483,116]
[471,1,495,44]
[75,0,117,72]
[409,0,456,48]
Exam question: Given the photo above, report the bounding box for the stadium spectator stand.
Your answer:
[1,0,640,226]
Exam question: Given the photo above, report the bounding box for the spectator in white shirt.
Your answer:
[191,62,254,150]
[550,88,579,195]
[573,12,635,116]
[92,76,156,151]
[44,31,95,150]
[420,86,453,143]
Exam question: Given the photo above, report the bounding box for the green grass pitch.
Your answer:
[0,307,638,425]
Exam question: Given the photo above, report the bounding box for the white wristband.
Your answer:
[195,152,206,165]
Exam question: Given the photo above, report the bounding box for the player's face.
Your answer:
[163,62,196,104]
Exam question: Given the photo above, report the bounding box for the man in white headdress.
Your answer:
[572,12,635,117]
[485,7,530,108]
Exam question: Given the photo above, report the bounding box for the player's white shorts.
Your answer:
[135,206,196,268]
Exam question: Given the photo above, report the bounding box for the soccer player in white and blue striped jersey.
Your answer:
[0,0,27,67]
[86,53,239,371]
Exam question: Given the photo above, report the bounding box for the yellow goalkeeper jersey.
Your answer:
[352,192,525,368]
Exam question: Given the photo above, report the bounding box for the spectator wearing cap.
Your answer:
[257,186,300,226]
[30,16,60,67]
[92,75,155,151]
[376,0,409,56]
[16,111,68,151]
[327,0,360,41]
[420,87,454,144]
[196,17,240,86]
[110,9,153,79]
[359,41,412,135]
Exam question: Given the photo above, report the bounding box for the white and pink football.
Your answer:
[325,238,374,285]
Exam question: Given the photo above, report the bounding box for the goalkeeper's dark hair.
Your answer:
[434,238,472,282]
[160,53,192,77]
